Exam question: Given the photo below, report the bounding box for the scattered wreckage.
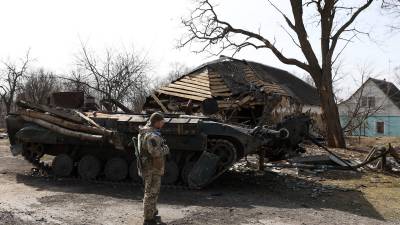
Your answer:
[145,56,321,126]
[6,97,311,188]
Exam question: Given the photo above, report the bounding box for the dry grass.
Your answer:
[346,136,400,149]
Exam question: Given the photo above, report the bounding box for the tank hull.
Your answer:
[6,104,310,188]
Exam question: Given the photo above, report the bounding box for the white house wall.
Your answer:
[338,80,400,117]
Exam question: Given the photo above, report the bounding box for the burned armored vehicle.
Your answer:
[6,99,310,188]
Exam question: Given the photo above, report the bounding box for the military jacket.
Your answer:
[138,125,169,175]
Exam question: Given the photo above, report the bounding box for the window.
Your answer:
[361,96,368,107]
[376,121,384,134]
[360,96,375,108]
[368,97,375,108]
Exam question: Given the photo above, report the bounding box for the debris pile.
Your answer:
[145,57,320,126]
[11,100,122,150]
[259,143,400,174]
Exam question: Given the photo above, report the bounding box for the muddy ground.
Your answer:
[0,139,399,225]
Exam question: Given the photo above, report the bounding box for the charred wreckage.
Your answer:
[6,100,310,188]
[5,57,318,188]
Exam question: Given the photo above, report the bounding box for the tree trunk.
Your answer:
[317,82,346,148]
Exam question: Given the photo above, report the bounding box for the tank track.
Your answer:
[21,138,238,190]
[27,159,193,190]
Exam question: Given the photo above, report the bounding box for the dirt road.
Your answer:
[0,139,398,225]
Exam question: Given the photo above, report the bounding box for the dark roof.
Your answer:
[190,57,320,106]
[369,78,400,109]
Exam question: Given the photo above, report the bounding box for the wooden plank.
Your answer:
[218,103,238,108]
[210,82,226,87]
[160,86,212,98]
[245,76,256,80]
[212,92,232,97]
[210,88,231,93]
[238,96,254,106]
[179,78,210,87]
[151,93,169,113]
[20,115,103,142]
[173,81,210,91]
[192,73,209,79]
[208,74,221,78]
[157,90,206,101]
[191,76,210,82]
[209,78,224,82]
[210,84,229,89]
[74,110,103,129]
[167,83,212,95]
[19,110,112,135]
[17,100,83,123]
[181,77,210,85]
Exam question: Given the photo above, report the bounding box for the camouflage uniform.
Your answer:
[138,124,169,221]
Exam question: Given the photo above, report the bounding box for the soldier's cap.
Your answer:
[149,112,165,125]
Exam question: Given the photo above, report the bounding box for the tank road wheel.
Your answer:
[209,139,237,168]
[162,161,179,185]
[181,162,195,185]
[104,157,128,181]
[52,154,74,177]
[22,143,44,163]
[78,155,101,180]
[129,160,142,182]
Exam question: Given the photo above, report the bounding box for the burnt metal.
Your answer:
[6,99,311,188]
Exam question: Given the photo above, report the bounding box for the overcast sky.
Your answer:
[0,0,398,99]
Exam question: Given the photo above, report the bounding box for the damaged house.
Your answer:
[145,57,320,126]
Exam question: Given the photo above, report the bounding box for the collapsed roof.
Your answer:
[145,56,320,124]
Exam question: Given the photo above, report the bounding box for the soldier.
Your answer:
[138,112,170,225]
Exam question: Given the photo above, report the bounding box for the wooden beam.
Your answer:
[209,81,226,85]
[212,92,232,97]
[179,78,210,87]
[174,81,210,91]
[159,87,212,98]
[167,83,212,95]
[19,110,112,135]
[211,88,231,93]
[238,96,254,106]
[157,90,206,101]
[17,100,83,123]
[192,72,209,78]
[185,77,210,84]
[21,115,104,142]
[208,74,221,78]
[151,93,169,113]
[209,78,224,82]
[210,84,229,89]
[74,110,103,129]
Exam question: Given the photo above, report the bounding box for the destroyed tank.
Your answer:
[6,99,310,188]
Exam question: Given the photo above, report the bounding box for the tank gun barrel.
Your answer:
[250,126,289,140]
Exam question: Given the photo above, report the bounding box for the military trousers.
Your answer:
[143,171,161,220]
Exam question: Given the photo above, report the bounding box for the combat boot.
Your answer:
[143,219,157,225]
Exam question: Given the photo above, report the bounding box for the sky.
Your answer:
[0,0,399,100]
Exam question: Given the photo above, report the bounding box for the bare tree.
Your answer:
[180,0,374,147]
[341,67,384,135]
[75,43,151,112]
[301,74,316,87]
[61,69,92,94]
[382,0,400,11]
[0,51,31,113]
[20,68,62,104]
[382,0,400,29]
[166,62,191,83]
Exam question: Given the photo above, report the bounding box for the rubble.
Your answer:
[145,57,321,126]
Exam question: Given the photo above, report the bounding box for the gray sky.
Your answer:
[0,0,398,100]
